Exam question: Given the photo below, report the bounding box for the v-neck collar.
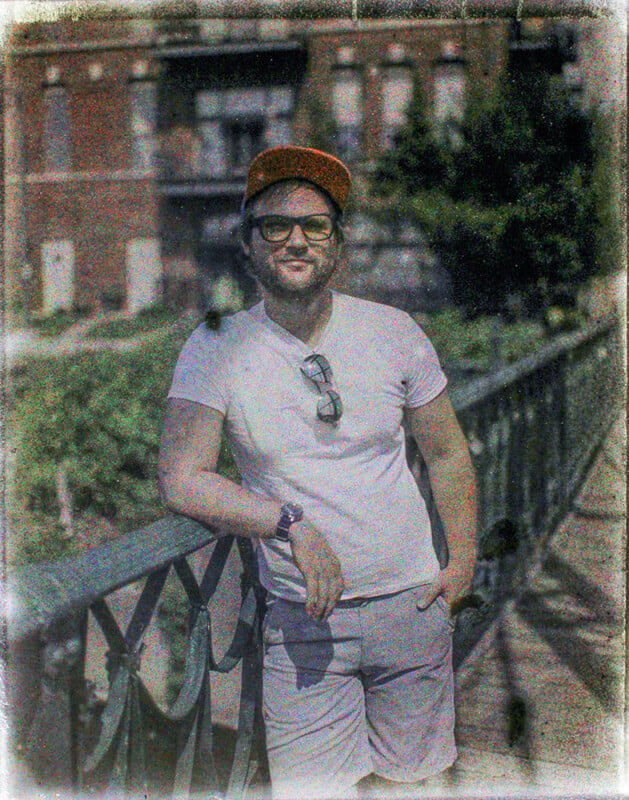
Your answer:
[253,291,338,353]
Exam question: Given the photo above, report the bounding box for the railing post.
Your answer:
[15,614,85,787]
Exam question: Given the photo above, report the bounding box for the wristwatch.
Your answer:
[274,502,304,542]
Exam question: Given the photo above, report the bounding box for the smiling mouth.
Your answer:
[280,259,314,268]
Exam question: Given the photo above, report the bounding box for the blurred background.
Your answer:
[2,0,625,558]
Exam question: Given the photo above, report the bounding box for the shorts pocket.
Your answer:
[262,598,283,646]
[436,595,456,634]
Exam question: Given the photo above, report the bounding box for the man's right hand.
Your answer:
[288,523,344,621]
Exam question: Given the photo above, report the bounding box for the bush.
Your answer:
[420,308,548,372]
[8,321,239,565]
[408,192,509,316]
[8,307,559,567]
[374,66,610,316]
[30,309,83,337]
[84,306,181,340]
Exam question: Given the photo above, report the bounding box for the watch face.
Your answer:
[283,502,303,523]
[275,503,303,541]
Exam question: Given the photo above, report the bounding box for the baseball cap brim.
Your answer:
[245,146,352,211]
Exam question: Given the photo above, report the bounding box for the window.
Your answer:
[265,117,291,148]
[229,120,264,173]
[44,86,71,171]
[433,62,466,149]
[195,86,293,177]
[130,81,157,171]
[332,69,363,160]
[266,86,292,148]
[224,88,267,116]
[382,67,413,150]
[199,121,228,177]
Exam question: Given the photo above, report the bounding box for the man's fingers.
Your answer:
[308,568,344,620]
[322,573,343,620]
[305,573,321,617]
[416,581,441,610]
[290,529,344,620]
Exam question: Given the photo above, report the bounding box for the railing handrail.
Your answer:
[7,514,219,640]
[450,313,620,412]
[7,313,622,642]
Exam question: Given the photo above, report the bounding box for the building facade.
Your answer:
[4,11,619,322]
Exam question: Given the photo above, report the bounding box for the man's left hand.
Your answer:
[415,562,474,614]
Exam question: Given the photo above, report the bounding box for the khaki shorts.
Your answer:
[262,585,456,799]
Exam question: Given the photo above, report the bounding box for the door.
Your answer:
[126,237,162,312]
[41,240,74,313]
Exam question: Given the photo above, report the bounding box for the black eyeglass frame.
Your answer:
[247,214,339,244]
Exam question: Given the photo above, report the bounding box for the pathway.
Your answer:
[416,415,626,798]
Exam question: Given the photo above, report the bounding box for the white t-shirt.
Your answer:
[168,291,447,601]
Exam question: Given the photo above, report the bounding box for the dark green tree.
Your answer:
[375,81,454,195]
[373,62,606,316]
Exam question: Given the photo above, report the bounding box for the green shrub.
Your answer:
[8,320,239,565]
[374,66,610,316]
[420,308,547,372]
[84,306,182,340]
[30,309,83,337]
[8,308,558,567]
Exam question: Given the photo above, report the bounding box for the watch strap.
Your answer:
[274,502,303,542]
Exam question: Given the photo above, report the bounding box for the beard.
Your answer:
[246,253,339,301]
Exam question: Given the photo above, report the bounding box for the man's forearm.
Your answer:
[426,449,478,573]
[159,462,345,620]
[159,466,282,540]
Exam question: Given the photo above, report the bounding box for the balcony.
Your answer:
[157,120,285,199]
[158,81,296,199]
[154,18,302,61]
[508,19,578,73]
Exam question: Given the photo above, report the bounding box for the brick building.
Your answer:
[3,9,621,322]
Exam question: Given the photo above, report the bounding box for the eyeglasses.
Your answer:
[300,353,343,424]
[250,214,336,244]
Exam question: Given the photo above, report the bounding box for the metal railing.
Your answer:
[6,314,623,798]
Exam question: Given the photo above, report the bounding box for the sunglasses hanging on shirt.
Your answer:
[300,353,343,425]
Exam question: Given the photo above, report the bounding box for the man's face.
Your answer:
[243,182,341,301]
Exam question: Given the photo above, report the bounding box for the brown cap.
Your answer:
[244,146,352,211]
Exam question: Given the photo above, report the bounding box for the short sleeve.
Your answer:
[167,325,230,413]
[400,313,447,408]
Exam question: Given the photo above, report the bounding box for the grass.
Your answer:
[84,306,181,340]
[29,309,85,337]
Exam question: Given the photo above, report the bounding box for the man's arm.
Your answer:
[405,390,478,610]
[158,398,344,619]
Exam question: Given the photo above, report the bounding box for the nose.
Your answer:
[284,221,309,248]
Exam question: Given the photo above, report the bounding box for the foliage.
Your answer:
[419,308,549,373]
[29,309,84,338]
[588,109,626,278]
[84,306,181,340]
[156,575,191,708]
[374,64,614,316]
[376,81,455,196]
[8,320,239,565]
[9,301,575,567]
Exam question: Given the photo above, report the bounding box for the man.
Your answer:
[158,146,477,798]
